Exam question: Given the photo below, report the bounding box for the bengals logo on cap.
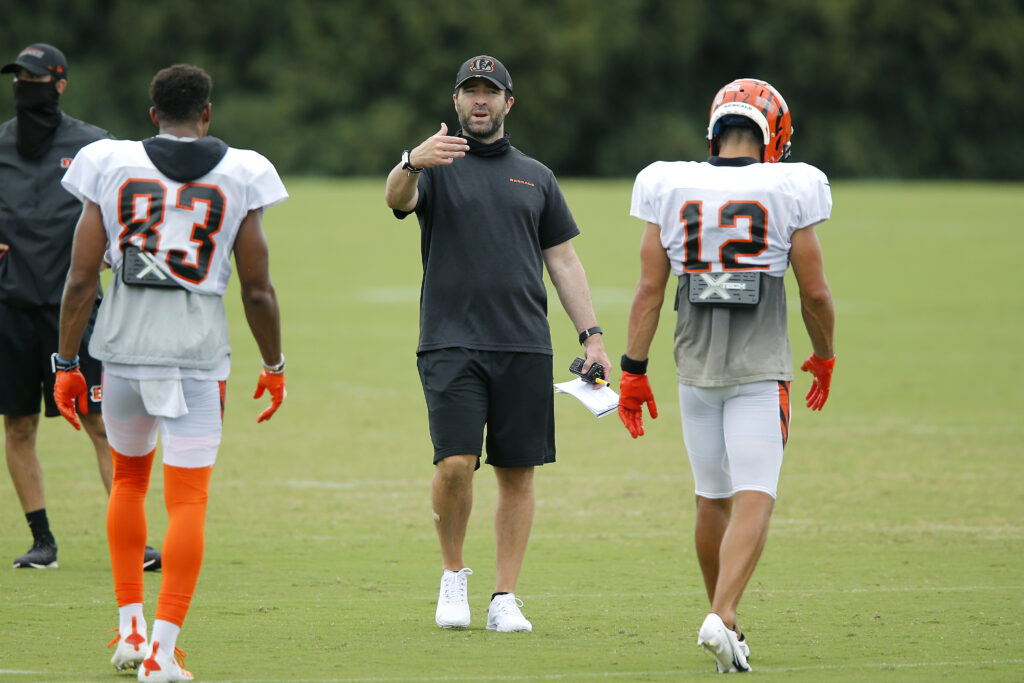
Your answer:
[60,157,73,169]
[469,57,495,73]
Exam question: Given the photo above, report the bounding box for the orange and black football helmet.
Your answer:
[707,78,793,163]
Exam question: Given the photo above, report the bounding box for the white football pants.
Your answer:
[678,380,791,499]
[102,374,224,468]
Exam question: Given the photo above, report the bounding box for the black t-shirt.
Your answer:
[0,113,111,308]
[396,145,579,354]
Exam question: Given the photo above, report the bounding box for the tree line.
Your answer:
[3,0,1021,179]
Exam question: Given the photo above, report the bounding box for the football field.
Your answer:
[1,178,1022,681]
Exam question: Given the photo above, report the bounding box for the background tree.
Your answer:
[2,0,1021,178]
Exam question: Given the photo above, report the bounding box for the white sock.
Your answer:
[150,619,181,656]
[118,603,146,638]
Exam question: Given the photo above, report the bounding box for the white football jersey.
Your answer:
[62,137,288,295]
[630,159,831,277]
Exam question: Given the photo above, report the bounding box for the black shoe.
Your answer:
[13,539,58,569]
[143,545,161,572]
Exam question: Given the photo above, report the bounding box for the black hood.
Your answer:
[142,136,228,182]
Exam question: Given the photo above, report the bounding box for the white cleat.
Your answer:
[435,567,473,628]
[486,593,533,633]
[109,616,148,671]
[137,640,193,682]
[697,612,751,673]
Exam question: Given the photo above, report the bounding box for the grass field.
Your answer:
[1,178,1022,681]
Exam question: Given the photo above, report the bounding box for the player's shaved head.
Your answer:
[150,64,211,124]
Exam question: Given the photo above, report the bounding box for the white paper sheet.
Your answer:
[554,378,619,418]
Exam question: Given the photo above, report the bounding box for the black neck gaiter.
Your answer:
[13,80,62,160]
[459,130,511,157]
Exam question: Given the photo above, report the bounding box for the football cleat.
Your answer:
[109,615,148,670]
[698,612,751,673]
[486,593,532,633]
[707,78,792,163]
[138,640,193,682]
[12,539,58,569]
[435,567,473,628]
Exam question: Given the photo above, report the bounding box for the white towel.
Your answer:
[139,379,189,418]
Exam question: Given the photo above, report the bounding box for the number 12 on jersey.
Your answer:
[680,200,768,273]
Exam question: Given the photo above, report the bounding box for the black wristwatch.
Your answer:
[401,149,423,175]
[578,326,603,345]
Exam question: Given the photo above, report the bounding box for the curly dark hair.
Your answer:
[149,64,211,123]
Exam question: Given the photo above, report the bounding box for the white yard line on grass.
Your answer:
[187,657,1024,682]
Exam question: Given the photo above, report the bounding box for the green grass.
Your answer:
[1,179,1022,681]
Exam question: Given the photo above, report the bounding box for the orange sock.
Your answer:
[154,464,213,627]
[107,449,155,607]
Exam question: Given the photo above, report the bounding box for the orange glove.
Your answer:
[253,369,286,423]
[800,353,836,411]
[54,369,88,430]
[618,371,658,439]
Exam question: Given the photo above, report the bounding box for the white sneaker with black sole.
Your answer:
[435,568,473,628]
[697,612,751,673]
[486,593,532,632]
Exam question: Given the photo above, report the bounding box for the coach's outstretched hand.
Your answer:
[254,369,286,423]
[54,369,88,430]
[618,371,658,439]
[800,353,836,411]
[410,122,469,168]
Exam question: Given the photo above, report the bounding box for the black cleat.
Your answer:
[13,539,58,569]
[143,545,161,572]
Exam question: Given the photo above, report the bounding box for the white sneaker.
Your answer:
[137,640,194,682]
[486,593,532,633]
[435,568,473,628]
[109,616,148,671]
[697,612,751,673]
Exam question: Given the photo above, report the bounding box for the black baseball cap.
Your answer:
[455,55,512,93]
[1,43,68,79]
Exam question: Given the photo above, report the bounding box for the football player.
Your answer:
[54,64,288,681]
[619,78,836,673]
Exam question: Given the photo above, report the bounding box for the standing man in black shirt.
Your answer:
[385,55,611,633]
[0,43,158,571]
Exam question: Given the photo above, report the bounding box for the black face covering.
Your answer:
[13,79,62,159]
[457,130,511,157]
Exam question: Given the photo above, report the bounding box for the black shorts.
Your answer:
[0,302,103,417]
[417,348,555,468]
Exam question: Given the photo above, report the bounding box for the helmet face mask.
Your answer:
[707,78,793,163]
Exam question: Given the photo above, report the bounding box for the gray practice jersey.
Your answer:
[62,135,287,377]
[673,274,791,386]
[630,156,832,387]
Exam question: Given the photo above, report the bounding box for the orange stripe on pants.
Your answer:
[108,449,155,607]
[778,381,791,447]
[155,463,213,627]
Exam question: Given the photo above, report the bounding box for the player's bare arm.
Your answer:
[541,240,613,384]
[384,122,469,212]
[234,208,282,367]
[789,225,835,359]
[624,222,672,361]
[58,200,108,359]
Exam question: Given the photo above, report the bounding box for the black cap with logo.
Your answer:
[455,55,512,93]
[1,43,68,79]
